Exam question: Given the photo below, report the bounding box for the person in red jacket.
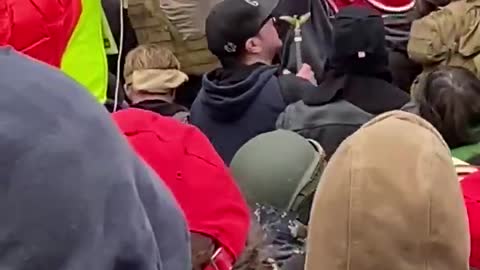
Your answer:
[461,171,480,269]
[328,0,414,13]
[1,0,108,102]
[112,109,250,270]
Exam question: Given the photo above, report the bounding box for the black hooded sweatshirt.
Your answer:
[191,64,286,165]
[0,47,191,270]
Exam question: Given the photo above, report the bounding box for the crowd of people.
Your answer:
[3,0,480,269]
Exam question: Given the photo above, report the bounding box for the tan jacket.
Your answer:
[408,0,480,77]
[305,111,470,270]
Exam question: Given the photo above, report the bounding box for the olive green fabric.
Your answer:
[408,0,480,77]
[127,0,220,75]
[450,126,480,162]
[230,130,326,217]
[452,143,480,162]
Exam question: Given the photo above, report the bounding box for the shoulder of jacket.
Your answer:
[417,4,455,21]
[441,0,473,15]
[181,125,226,169]
[276,101,305,128]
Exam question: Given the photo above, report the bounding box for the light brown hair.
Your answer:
[123,44,181,80]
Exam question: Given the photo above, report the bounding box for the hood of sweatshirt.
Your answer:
[198,64,278,122]
[0,47,191,270]
[306,110,470,270]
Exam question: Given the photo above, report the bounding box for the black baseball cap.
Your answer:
[206,0,280,59]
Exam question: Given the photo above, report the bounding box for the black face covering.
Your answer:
[330,6,391,80]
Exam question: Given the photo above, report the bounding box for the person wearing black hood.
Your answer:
[277,6,409,158]
[190,0,317,165]
[304,6,410,115]
[0,47,191,270]
[307,6,409,116]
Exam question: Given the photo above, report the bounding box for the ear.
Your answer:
[244,37,262,54]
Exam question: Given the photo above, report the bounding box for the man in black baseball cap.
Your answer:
[190,0,318,165]
[205,0,282,66]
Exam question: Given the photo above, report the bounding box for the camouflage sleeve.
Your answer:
[457,6,480,58]
[407,6,457,65]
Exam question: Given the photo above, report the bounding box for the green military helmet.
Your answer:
[230,130,326,223]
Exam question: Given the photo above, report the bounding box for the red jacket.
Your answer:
[1,0,80,67]
[461,171,480,268]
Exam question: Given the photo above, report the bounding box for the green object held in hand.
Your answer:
[279,12,311,29]
[279,12,312,71]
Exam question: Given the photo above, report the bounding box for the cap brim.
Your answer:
[260,0,280,21]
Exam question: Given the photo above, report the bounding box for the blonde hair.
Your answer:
[123,44,181,80]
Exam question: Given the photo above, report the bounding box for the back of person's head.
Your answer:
[413,66,480,148]
[124,44,181,77]
[331,6,389,77]
[113,108,250,270]
[123,44,188,98]
[305,110,469,270]
[0,47,191,270]
[205,0,282,67]
[230,130,326,224]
